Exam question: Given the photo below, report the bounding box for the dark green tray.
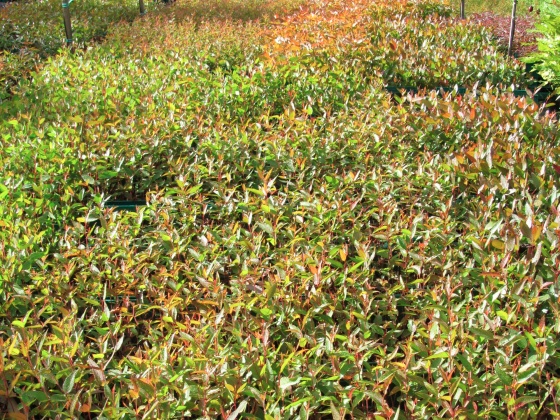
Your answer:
[104,200,147,211]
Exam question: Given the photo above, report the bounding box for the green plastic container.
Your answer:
[104,200,147,211]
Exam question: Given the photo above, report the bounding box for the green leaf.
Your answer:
[260,308,273,317]
[423,380,438,396]
[495,367,513,386]
[496,311,508,321]
[280,352,296,375]
[22,252,46,271]
[330,401,342,420]
[352,311,366,321]
[186,184,202,195]
[82,174,96,185]
[491,239,505,250]
[21,390,49,404]
[328,259,344,269]
[425,351,449,360]
[265,282,277,300]
[258,221,274,235]
[347,260,364,273]
[514,395,539,408]
[50,393,67,402]
[280,377,301,390]
[470,327,494,341]
[247,188,265,197]
[284,396,313,411]
[517,367,538,383]
[226,400,248,420]
[524,332,538,351]
[63,370,78,394]
[456,354,473,372]
[0,184,8,200]
[99,170,118,180]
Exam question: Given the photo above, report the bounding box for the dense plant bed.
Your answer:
[1,0,559,418]
[0,0,157,99]
[0,0,302,100]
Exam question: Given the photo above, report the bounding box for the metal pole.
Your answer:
[508,0,518,56]
[139,0,146,15]
[62,0,73,46]
[460,0,465,19]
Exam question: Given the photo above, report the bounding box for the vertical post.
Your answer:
[62,0,73,46]
[460,0,465,19]
[139,0,146,15]
[508,0,518,56]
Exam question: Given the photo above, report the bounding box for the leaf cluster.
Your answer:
[1,0,559,418]
[523,0,560,94]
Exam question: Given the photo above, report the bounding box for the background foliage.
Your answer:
[1,0,559,418]
[524,0,560,94]
[0,0,158,99]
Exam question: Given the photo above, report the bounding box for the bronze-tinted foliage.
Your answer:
[1,0,559,418]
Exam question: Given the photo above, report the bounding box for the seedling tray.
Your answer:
[104,200,147,211]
